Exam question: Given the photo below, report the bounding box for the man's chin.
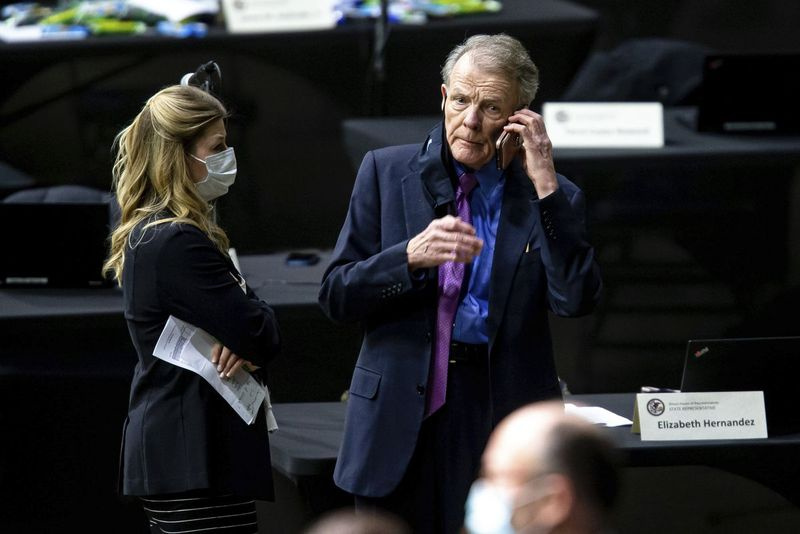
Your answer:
[452,147,490,169]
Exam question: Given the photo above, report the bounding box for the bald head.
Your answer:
[480,401,620,532]
[483,402,568,489]
[304,508,410,534]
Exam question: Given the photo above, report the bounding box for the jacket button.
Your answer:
[426,332,432,341]
[416,384,426,395]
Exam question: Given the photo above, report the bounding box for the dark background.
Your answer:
[1,1,800,532]
[5,0,795,392]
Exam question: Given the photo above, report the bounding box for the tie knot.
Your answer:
[458,172,478,196]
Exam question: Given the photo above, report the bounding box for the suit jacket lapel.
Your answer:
[403,123,454,238]
[488,162,538,345]
[402,170,441,237]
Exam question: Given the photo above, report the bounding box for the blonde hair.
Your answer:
[104,85,230,285]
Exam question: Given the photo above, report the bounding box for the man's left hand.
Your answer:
[503,109,558,198]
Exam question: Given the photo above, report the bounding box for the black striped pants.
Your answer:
[140,491,259,534]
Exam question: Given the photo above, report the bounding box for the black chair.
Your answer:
[560,37,711,105]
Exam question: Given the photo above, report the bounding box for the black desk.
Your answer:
[341,106,800,171]
[0,249,359,401]
[0,0,598,252]
[267,394,800,532]
[342,107,800,394]
[0,0,597,118]
[269,393,800,500]
[0,250,325,318]
[340,105,800,260]
[0,250,359,532]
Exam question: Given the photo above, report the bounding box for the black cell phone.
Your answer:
[495,130,523,170]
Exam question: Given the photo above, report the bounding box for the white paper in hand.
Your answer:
[153,315,277,430]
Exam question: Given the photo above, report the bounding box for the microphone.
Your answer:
[180,60,222,96]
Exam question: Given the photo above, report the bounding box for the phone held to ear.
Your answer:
[495,130,523,170]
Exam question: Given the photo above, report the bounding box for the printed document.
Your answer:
[153,315,277,430]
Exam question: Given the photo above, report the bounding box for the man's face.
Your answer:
[441,54,519,170]
[482,433,539,509]
[478,421,553,533]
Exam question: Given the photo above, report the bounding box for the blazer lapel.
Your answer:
[402,170,439,237]
[488,163,538,345]
[403,123,455,238]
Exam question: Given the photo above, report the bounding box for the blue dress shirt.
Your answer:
[452,161,505,344]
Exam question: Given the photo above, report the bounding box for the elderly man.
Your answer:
[464,401,620,534]
[319,33,602,533]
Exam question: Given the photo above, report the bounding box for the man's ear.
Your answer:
[441,84,448,112]
[512,474,573,531]
[538,474,574,527]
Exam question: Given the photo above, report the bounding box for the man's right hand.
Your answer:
[407,215,483,271]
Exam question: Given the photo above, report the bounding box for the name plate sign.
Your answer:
[542,102,664,148]
[635,391,767,441]
[222,0,336,34]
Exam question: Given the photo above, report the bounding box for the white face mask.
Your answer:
[464,478,550,534]
[464,479,516,534]
[190,147,237,201]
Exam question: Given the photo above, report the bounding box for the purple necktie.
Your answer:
[425,172,478,417]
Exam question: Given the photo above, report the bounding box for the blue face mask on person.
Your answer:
[189,147,237,201]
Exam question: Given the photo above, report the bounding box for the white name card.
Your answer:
[636,391,767,441]
[221,0,336,34]
[542,102,664,148]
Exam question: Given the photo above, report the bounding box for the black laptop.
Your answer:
[681,336,800,435]
[696,53,800,134]
[0,202,112,288]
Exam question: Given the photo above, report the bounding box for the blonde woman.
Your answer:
[105,85,280,533]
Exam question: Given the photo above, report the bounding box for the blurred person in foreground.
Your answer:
[463,401,620,534]
[304,507,411,534]
[319,33,602,533]
[104,83,281,533]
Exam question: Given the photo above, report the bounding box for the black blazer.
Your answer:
[120,218,280,500]
[319,122,602,497]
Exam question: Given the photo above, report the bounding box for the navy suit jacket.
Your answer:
[319,123,602,498]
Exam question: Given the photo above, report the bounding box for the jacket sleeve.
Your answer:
[155,225,281,367]
[318,150,428,324]
[536,183,603,317]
